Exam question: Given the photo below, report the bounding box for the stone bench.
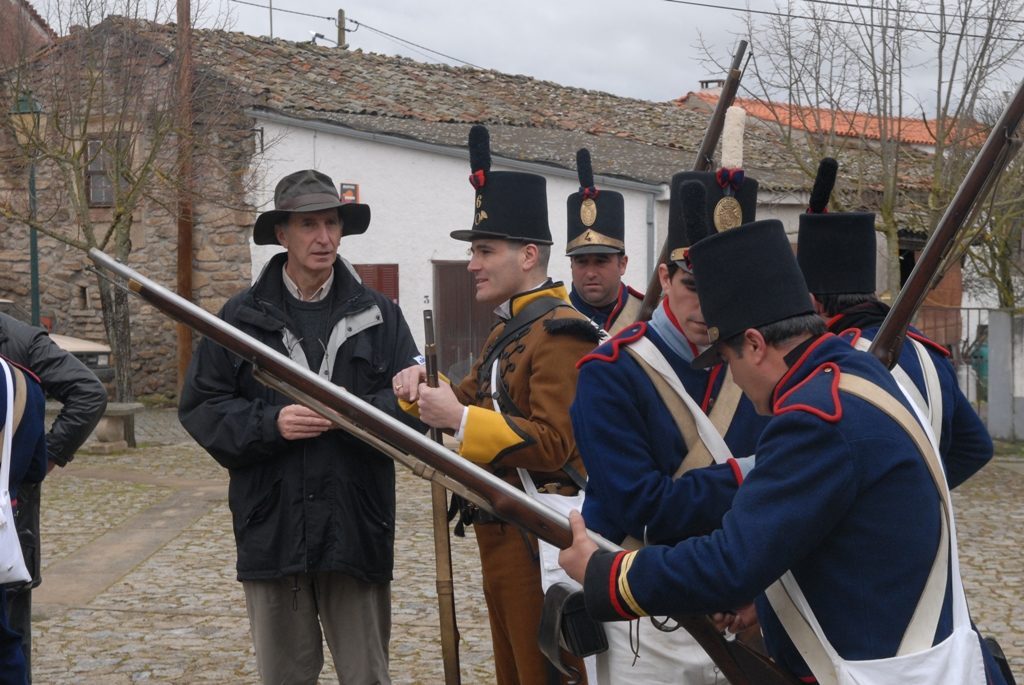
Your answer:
[93,402,145,449]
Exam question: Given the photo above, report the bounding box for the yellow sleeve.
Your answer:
[459,405,531,464]
[397,372,453,419]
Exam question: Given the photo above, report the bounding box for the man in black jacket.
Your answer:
[180,169,423,685]
[0,356,49,685]
[0,311,107,682]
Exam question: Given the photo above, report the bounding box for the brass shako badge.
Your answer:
[714,167,746,231]
[566,148,625,255]
[713,195,743,231]
[580,198,598,227]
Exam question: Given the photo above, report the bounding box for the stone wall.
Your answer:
[0,172,254,399]
[0,126,256,400]
[0,21,260,400]
[0,0,53,66]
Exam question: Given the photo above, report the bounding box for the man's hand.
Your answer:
[711,603,758,635]
[277,404,333,440]
[559,510,599,584]
[416,381,465,431]
[392,365,427,402]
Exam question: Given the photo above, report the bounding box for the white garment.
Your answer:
[598,621,721,685]
[0,358,30,585]
[764,373,986,685]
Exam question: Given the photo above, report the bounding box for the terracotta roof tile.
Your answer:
[66,17,938,203]
[678,91,987,147]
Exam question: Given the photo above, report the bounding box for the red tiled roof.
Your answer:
[30,17,939,199]
[678,91,986,147]
[14,0,56,39]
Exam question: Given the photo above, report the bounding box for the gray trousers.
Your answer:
[243,571,391,685]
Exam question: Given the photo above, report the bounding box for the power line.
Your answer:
[659,0,1024,41]
[227,0,482,68]
[802,0,1024,27]
[228,0,335,24]
[345,18,483,69]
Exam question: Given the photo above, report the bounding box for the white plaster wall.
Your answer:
[248,118,661,346]
[246,118,820,347]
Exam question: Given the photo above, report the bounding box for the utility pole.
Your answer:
[337,9,348,49]
[176,0,194,390]
[269,0,273,38]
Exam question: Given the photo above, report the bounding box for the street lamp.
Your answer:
[10,93,47,327]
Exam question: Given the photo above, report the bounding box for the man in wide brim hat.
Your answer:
[181,166,425,685]
[252,169,370,245]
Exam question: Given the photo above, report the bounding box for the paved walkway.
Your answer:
[25,409,1024,683]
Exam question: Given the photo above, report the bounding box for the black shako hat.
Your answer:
[668,179,713,272]
[253,169,370,246]
[797,158,877,295]
[690,219,815,369]
[450,125,552,244]
[565,149,625,255]
[669,170,758,239]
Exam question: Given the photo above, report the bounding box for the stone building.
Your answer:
[0,16,940,397]
[0,0,54,65]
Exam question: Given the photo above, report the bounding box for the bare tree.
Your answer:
[1,0,255,411]
[960,88,1024,309]
[703,0,1023,297]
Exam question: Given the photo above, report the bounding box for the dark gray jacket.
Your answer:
[0,312,108,466]
[179,253,423,583]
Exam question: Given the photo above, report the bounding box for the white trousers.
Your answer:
[597,619,723,684]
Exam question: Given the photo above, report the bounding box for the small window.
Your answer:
[353,264,399,304]
[85,137,127,208]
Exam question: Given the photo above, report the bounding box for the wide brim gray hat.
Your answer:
[253,169,371,245]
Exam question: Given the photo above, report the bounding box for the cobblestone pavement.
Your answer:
[25,409,1024,683]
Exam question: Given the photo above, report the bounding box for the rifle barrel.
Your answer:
[639,40,749,321]
[869,76,1024,368]
[88,247,798,685]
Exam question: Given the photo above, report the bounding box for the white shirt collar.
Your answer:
[282,264,334,302]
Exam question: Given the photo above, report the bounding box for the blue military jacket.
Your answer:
[583,334,1004,682]
[571,321,768,545]
[828,303,992,488]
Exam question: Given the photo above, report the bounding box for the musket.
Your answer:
[423,310,462,685]
[88,248,799,685]
[869,76,1024,368]
[638,40,749,321]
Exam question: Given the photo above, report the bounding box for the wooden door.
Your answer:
[432,261,495,381]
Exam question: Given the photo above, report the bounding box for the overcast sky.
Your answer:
[35,0,1023,112]
[201,0,747,103]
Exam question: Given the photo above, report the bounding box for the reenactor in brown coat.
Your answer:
[393,126,600,684]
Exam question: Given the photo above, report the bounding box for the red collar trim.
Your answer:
[577,322,647,368]
[701,364,722,413]
[605,284,627,328]
[771,334,833,408]
[907,331,950,357]
[837,327,863,347]
[773,362,843,423]
[662,299,700,357]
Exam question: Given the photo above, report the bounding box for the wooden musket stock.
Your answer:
[638,40,749,321]
[423,310,462,685]
[88,248,798,685]
[869,77,1024,368]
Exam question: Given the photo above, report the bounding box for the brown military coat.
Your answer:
[454,281,601,487]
